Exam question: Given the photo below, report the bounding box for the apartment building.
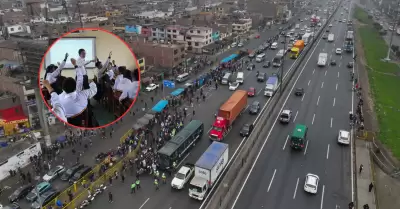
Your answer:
[185,26,213,53]
[232,18,252,33]
[131,41,185,68]
[150,25,166,41]
[165,25,186,44]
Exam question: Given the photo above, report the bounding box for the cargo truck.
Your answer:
[188,142,229,201]
[290,40,305,59]
[264,76,279,96]
[318,53,328,66]
[209,90,248,141]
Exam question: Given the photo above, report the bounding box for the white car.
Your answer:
[317,23,322,27]
[43,165,65,181]
[231,42,237,47]
[304,173,319,194]
[335,48,342,55]
[338,130,350,145]
[229,82,239,90]
[238,42,244,47]
[146,83,159,91]
[329,24,333,27]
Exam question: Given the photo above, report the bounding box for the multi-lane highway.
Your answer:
[83,7,324,209]
[229,1,355,209]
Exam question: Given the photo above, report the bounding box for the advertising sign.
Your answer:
[125,25,142,34]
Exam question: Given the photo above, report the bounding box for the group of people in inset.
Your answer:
[42,48,139,127]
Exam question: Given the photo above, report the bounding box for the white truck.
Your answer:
[318,53,328,66]
[264,76,279,96]
[272,50,285,67]
[328,33,335,42]
[188,142,229,201]
[171,164,194,190]
[302,33,312,45]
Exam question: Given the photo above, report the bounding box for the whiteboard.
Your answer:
[46,37,96,68]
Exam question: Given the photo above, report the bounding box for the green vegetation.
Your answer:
[354,7,400,159]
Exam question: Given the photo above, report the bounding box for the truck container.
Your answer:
[264,76,279,96]
[209,90,248,141]
[345,31,354,41]
[318,53,328,66]
[188,142,229,201]
[290,40,305,59]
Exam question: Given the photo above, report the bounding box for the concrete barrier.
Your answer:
[204,5,340,209]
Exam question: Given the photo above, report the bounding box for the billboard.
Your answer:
[125,25,142,34]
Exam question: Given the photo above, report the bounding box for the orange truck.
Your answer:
[209,90,248,141]
[290,40,305,59]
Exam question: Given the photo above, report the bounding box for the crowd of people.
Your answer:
[42,49,139,127]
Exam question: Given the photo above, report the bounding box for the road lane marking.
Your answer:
[139,198,150,209]
[256,88,263,95]
[312,114,316,125]
[337,72,339,78]
[283,135,289,150]
[330,118,333,128]
[324,71,327,76]
[336,83,338,90]
[267,169,277,192]
[293,111,298,122]
[317,96,320,106]
[326,144,330,159]
[333,98,336,107]
[304,141,309,155]
[302,93,306,101]
[228,25,328,209]
[308,80,311,86]
[321,82,324,88]
[293,178,299,199]
[339,63,341,68]
[320,185,325,209]
[313,69,315,74]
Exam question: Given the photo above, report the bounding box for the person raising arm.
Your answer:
[42,80,67,122]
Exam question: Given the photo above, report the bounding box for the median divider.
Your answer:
[205,4,340,209]
[42,129,134,209]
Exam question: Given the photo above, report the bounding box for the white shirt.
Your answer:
[50,92,67,122]
[106,69,115,79]
[95,58,111,79]
[113,74,124,90]
[45,61,66,84]
[119,79,139,101]
[76,56,91,77]
[58,82,97,118]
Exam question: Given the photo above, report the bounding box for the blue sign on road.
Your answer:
[163,80,175,88]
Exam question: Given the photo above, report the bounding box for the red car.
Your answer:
[248,87,256,97]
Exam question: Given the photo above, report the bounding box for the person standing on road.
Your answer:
[130,182,136,193]
[162,173,166,184]
[368,182,374,192]
[359,164,363,174]
[154,178,159,190]
[136,178,141,189]
[108,191,113,203]
[121,173,125,183]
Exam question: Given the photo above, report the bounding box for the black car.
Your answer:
[294,88,304,96]
[240,124,254,137]
[330,60,337,65]
[9,184,34,202]
[326,28,330,32]
[69,166,92,184]
[247,63,255,70]
[2,203,21,209]
[322,34,328,39]
[347,62,354,68]
[249,101,260,114]
[257,73,267,82]
[263,61,271,68]
[60,164,84,181]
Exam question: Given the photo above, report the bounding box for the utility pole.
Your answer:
[280,32,287,93]
[384,2,400,61]
[77,0,84,28]
[61,0,71,31]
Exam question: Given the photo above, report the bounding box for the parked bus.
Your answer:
[158,120,204,170]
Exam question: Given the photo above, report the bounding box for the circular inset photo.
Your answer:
[39,28,140,129]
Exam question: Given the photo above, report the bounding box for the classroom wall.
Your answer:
[41,30,138,79]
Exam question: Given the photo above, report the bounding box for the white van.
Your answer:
[271,42,278,49]
[176,73,189,82]
[256,53,266,62]
[295,24,300,29]
[236,72,244,84]
[221,73,232,85]
[328,34,334,42]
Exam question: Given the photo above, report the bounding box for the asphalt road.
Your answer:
[81,10,326,209]
[230,2,355,209]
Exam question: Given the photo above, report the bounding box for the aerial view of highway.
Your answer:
[3,0,393,209]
